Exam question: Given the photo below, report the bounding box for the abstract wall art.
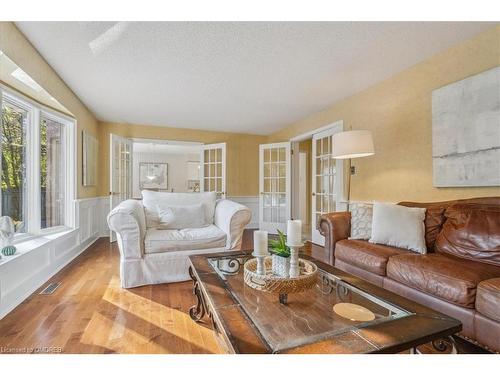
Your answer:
[432,66,500,187]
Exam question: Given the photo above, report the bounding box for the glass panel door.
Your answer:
[259,142,290,234]
[109,134,133,242]
[312,125,345,245]
[201,143,226,199]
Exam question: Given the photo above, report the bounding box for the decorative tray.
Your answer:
[244,256,318,294]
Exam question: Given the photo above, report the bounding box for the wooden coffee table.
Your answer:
[188,250,462,354]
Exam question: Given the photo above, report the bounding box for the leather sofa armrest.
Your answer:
[107,199,147,259]
[319,211,351,265]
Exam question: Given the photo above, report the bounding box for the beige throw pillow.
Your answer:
[349,202,373,240]
[370,202,427,254]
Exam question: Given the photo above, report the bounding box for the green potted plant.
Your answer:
[269,230,290,277]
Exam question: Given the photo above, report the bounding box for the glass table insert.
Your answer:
[207,254,412,353]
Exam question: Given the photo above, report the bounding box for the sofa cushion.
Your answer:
[142,191,216,228]
[335,239,409,276]
[387,253,500,308]
[144,225,226,254]
[435,203,500,266]
[476,278,500,323]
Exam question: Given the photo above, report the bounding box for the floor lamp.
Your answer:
[331,130,375,206]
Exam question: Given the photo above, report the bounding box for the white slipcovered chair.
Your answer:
[107,191,251,288]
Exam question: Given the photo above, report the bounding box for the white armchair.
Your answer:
[107,192,251,288]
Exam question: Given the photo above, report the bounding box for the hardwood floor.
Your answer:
[0,231,484,354]
[0,230,325,354]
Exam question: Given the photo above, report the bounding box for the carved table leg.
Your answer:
[188,266,206,322]
[411,335,458,354]
[432,335,458,354]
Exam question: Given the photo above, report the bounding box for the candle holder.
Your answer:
[252,251,268,276]
[286,242,304,278]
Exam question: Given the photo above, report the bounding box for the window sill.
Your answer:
[0,227,77,267]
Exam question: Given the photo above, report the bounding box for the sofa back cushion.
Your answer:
[141,190,217,228]
[399,197,500,252]
[435,203,500,266]
[158,204,209,229]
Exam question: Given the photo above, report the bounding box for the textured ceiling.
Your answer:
[15,22,495,135]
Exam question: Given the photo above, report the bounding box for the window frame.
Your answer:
[0,84,76,242]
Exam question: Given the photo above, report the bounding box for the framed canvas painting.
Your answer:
[432,67,500,187]
[139,162,168,190]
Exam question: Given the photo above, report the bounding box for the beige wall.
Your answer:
[98,122,266,197]
[270,26,500,203]
[0,22,100,199]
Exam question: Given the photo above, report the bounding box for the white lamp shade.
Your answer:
[331,130,374,159]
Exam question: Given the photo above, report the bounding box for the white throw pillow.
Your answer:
[141,190,216,228]
[370,202,427,254]
[349,202,373,240]
[157,204,209,229]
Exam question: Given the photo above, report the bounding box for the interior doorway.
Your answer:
[131,139,203,198]
[289,120,347,246]
[291,139,312,241]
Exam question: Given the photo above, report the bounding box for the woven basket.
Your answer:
[244,256,318,294]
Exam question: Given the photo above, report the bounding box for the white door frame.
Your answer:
[298,152,308,225]
[259,142,291,234]
[290,141,301,221]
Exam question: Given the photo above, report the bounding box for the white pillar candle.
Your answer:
[286,220,302,246]
[253,230,269,256]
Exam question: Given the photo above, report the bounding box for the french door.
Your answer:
[311,124,346,245]
[109,134,133,242]
[259,142,291,234]
[200,143,226,199]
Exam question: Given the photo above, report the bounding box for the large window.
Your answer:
[0,87,75,238]
[40,116,65,229]
[1,99,28,233]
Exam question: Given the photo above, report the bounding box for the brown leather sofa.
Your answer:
[319,197,500,352]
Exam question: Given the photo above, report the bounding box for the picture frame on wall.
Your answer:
[139,162,168,190]
[432,66,500,187]
[82,130,98,186]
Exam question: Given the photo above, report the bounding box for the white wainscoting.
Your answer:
[228,196,259,229]
[0,196,110,319]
